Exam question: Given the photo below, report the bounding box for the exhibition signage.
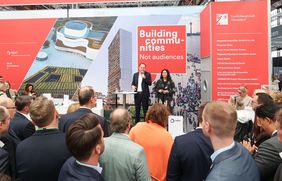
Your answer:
[200,3,211,58]
[211,1,268,100]
[0,19,56,89]
[137,25,187,74]
[0,0,163,5]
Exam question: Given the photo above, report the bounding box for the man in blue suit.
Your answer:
[59,86,110,137]
[10,95,35,140]
[16,96,71,181]
[202,101,259,181]
[58,113,105,181]
[166,102,213,181]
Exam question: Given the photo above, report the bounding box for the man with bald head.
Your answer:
[0,96,18,179]
[202,101,259,181]
[100,108,150,181]
[0,96,16,119]
[59,86,110,137]
[0,106,11,173]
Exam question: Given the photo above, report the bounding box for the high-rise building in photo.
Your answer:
[108,29,132,104]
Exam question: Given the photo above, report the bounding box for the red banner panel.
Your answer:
[0,19,56,89]
[0,0,135,5]
[211,1,268,100]
[137,25,186,74]
[200,3,211,58]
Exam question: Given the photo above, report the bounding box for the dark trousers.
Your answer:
[134,92,149,124]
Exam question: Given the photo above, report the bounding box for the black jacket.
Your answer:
[131,71,152,98]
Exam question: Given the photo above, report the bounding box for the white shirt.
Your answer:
[17,111,31,121]
[137,73,143,92]
[236,106,255,124]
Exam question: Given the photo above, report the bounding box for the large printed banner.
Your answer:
[137,25,186,74]
[200,3,210,58]
[0,0,139,5]
[0,7,202,131]
[0,19,56,89]
[211,1,268,100]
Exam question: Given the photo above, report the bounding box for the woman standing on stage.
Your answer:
[154,69,176,113]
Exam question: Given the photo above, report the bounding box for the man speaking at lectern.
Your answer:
[131,63,152,124]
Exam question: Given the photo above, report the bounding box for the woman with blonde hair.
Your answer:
[66,102,80,113]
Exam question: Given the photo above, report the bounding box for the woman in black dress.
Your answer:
[154,69,176,113]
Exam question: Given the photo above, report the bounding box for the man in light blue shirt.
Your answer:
[202,101,259,181]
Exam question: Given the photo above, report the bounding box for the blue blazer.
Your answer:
[16,129,71,181]
[206,142,260,181]
[58,157,104,181]
[10,112,35,140]
[59,108,110,137]
[167,128,213,181]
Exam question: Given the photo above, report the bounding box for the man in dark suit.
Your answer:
[59,113,105,181]
[59,86,110,137]
[203,101,259,181]
[251,104,282,181]
[10,95,35,141]
[0,106,11,174]
[166,102,213,181]
[16,96,71,181]
[0,96,19,179]
[131,63,152,123]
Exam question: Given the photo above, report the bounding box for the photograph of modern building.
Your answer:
[107,29,132,105]
[55,20,108,60]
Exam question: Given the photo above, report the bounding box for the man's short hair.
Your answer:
[145,103,170,127]
[275,107,282,129]
[203,101,237,138]
[197,102,209,127]
[29,96,55,127]
[0,106,9,123]
[139,63,146,67]
[66,113,102,161]
[78,86,95,106]
[15,95,32,111]
[255,103,278,122]
[110,108,131,133]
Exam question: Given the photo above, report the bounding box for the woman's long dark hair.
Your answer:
[160,69,172,81]
[24,83,34,93]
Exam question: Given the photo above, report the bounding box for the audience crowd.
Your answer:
[2,74,282,181]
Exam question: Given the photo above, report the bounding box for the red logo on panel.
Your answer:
[138,25,186,74]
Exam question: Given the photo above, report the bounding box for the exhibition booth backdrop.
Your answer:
[0,1,270,132]
[201,0,270,102]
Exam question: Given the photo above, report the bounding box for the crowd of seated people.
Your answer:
[2,73,282,181]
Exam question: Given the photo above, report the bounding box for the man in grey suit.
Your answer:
[252,104,282,181]
[100,108,150,181]
[202,101,259,181]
